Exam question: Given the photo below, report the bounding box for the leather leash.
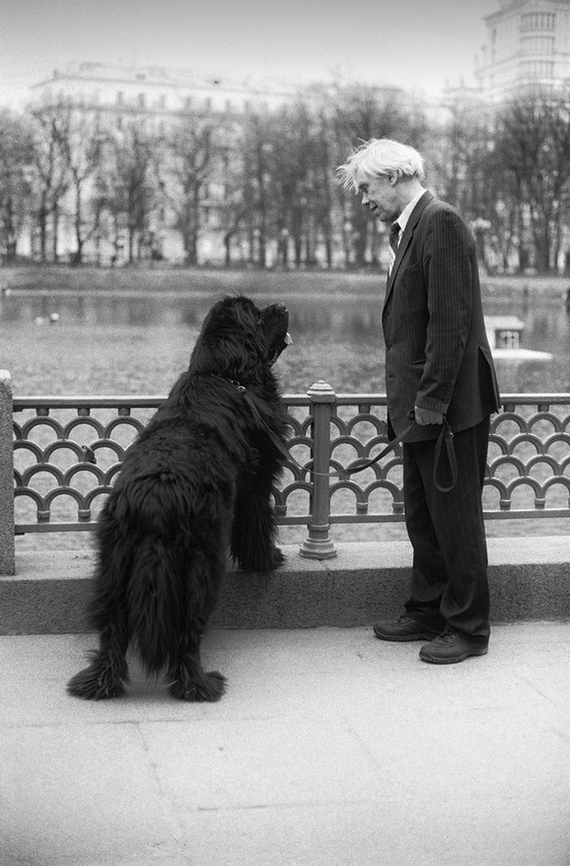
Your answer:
[432,417,457,493]
[316,415,457,490]
[211,373,299,469]
[216,375,457,492]
[315,420,416,480]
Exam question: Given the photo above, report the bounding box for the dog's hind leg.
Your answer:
[67,617,130,700]
[164,547,227,702]
[67,506,134,700]
[166,642,227,702]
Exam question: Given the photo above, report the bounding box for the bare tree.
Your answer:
[239,109,277,267]
[270,101,316,267]
[29,109,70,262]
[214,137,250,267]
[39,99,105,264]
[428,97,498,271]
[312,104,336,269]
[494,93,570,273]
[98,119,160,264]
[167,115,218,266]
[0,111,33,261]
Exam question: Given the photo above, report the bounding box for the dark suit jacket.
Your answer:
[383,190,500,443]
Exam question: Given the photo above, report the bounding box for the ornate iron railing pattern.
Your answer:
[12,387,570,559]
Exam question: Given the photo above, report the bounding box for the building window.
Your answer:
[496,329,520,350]
[522,36,555,54]
[521,12,555,32]
[521,60,554,79]
[138,92,146,108]
[116,91,124,105]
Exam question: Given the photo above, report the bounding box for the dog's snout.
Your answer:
[261,302,288,318]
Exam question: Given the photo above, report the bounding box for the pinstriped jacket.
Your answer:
[383,190,500,443]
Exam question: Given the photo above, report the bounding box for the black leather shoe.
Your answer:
[373,616,442,642]
[419,629,489,664]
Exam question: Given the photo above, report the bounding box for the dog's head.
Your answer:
[191,295,292,381]
[259,301,292,366]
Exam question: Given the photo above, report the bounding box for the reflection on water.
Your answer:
[0,289,382,338]
[1,279,569,393]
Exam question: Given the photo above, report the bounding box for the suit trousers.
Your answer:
[402,416,491,644]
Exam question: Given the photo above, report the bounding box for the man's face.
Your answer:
[356,172,400,224]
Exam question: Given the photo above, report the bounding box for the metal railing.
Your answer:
[3,372,570,572]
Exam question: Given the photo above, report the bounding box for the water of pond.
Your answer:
[1,272,569,395]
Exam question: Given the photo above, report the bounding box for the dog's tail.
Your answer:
[127,537,219,674]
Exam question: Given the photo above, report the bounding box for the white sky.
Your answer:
[0,0,498,108]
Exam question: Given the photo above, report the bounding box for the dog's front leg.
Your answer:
[231,487,283,573]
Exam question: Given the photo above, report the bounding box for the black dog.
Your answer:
[67,295,291,702]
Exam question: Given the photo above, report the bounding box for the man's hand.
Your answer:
[414,406,443,425]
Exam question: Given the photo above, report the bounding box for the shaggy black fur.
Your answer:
[67,295,291,702]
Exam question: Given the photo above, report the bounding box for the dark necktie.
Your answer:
[389,221,400,255]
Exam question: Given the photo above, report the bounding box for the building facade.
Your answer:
[26,1,570,269]
[475,0,570,99]
[27,63,413,269]
[28,63,306,266]
[31,62,299,123]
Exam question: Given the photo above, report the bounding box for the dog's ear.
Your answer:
[189,297,266,379]
[216,303,266,378]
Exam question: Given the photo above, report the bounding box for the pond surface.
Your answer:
[1,269,569,395]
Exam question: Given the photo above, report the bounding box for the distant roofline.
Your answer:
[28,60,408,99]
[30,61,318,96]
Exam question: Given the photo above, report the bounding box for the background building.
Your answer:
[26,63,409,268]
[31,62,299,122]
[475,0,570,99]
[19,0,570,270]
[27,63,309,266]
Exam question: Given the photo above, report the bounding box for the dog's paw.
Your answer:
[272,546,286,568]
[67,665,127,700]
[237,546,286,573]
[168,670,227,702]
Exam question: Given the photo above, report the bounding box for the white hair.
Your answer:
[337,138,426,190]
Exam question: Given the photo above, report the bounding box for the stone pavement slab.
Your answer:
[1,624,570,866]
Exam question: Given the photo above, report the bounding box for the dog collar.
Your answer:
[209,373,246,393]
[208,372,300,470]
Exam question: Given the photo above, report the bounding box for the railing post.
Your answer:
[299,381,337,560]
[0,370,15,575]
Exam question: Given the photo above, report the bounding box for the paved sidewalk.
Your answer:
[1,624,570,866]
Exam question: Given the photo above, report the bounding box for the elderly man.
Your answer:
[337,138,500,664]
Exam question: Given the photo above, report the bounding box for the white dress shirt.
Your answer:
[388,188,426,272]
